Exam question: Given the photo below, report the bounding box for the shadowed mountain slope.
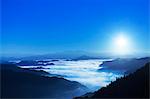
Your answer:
[75,62,149,98]
[1,64,88,98]
[99,57,150,74]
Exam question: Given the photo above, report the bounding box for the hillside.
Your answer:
[75,62,149,98]
[99,57,150,74]
[1,63,88,98]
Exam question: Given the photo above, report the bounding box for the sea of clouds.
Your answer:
[20,59,122,91]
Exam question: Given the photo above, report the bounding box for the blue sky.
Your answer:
[1,0,149,56]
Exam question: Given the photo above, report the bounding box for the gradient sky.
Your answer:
[1,0,150,56]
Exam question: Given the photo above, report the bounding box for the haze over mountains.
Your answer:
[1,50,150,61]
[99,57,150,74]
[1,56,149,98]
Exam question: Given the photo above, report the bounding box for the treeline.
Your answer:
[75,62,149,98]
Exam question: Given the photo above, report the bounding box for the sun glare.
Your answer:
[115,35,128,48]
[112,34,132,55]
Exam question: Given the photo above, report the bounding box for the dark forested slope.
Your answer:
[75,62,149,98]
[1,64,88,98]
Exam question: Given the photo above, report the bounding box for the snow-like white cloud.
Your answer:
[20,59,122,91]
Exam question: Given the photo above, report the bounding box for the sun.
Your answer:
[112,34,131,55]
[115,35,128,48]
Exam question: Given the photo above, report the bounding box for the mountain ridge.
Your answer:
[1,63,88,98]
[75,62,149,98]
